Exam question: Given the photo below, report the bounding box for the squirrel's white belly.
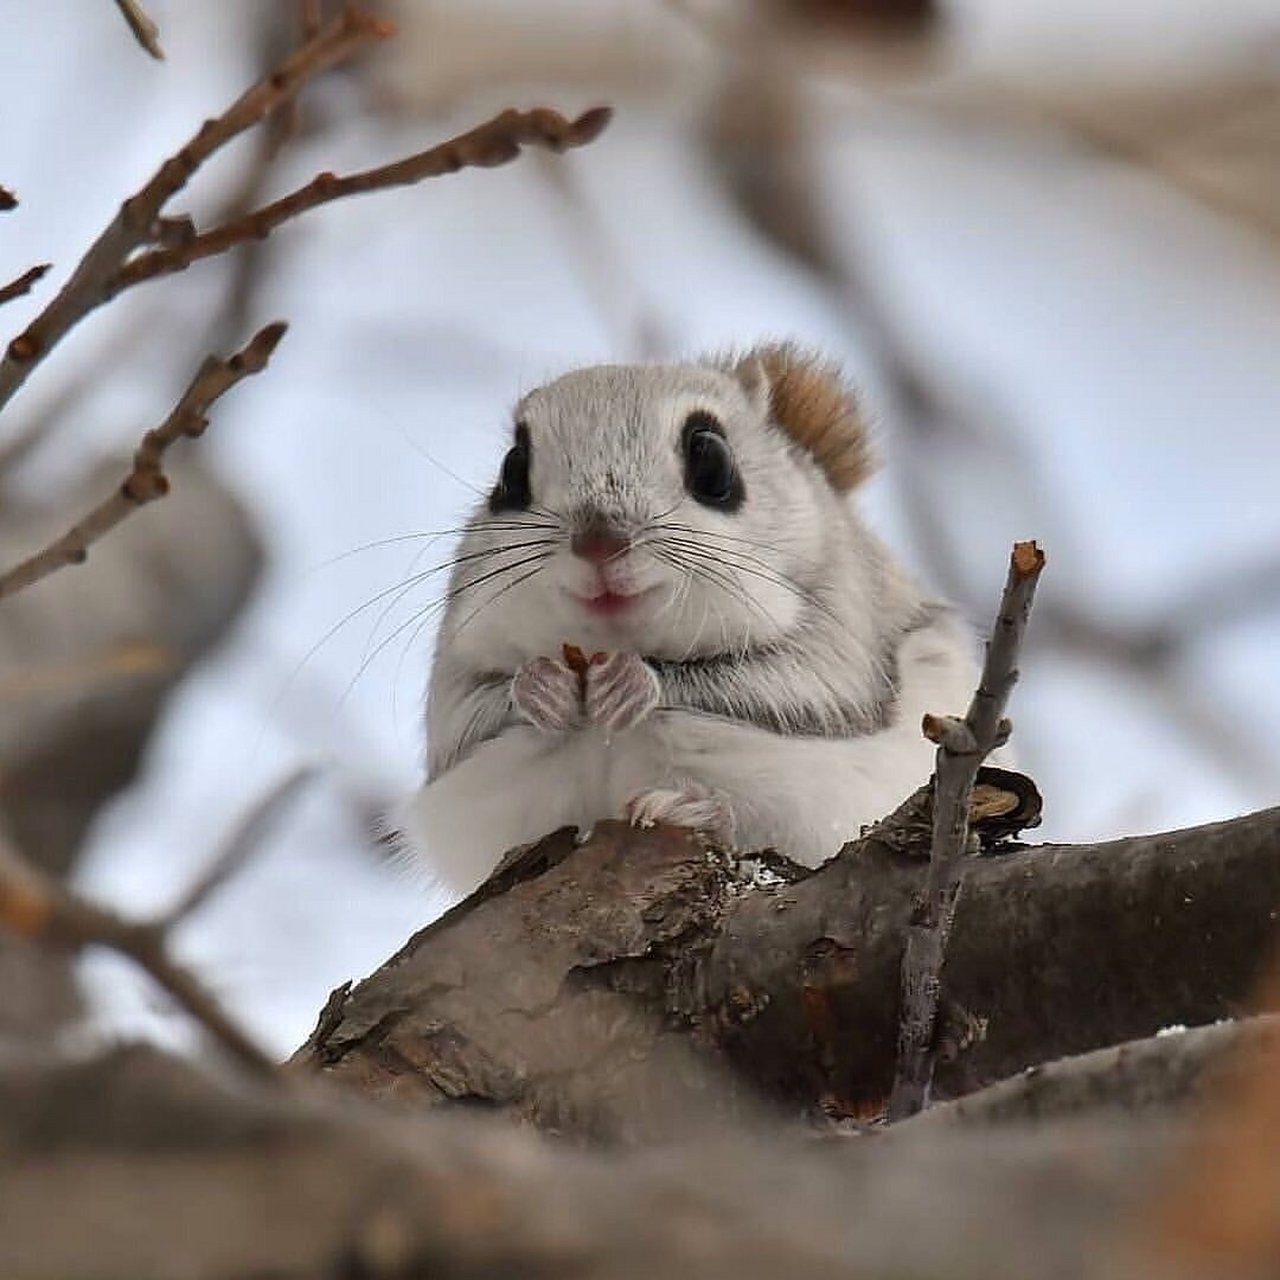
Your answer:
[406,622,979,896]
[407,714,941,898]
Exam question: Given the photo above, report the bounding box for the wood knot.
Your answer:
[6,333,39,363]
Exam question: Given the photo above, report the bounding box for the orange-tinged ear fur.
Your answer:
[734,344,874,492]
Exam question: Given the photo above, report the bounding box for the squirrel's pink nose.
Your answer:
[571,523,630,564]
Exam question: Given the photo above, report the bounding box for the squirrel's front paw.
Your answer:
[512,657,581,732]
[585,651,661,734]
[626,779,735,845]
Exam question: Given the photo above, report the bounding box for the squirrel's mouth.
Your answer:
[570,585,659,617]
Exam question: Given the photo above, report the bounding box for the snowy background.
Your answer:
[2,0,1278,1056]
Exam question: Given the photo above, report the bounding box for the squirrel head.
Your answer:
[440,348,881,667]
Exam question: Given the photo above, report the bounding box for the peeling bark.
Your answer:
[297,799,1280,1134]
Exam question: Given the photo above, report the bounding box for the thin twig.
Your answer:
[111,106,614,293]
[112,0,165,60]
[0,828,276,1077]
[162,767,316,928]
[0,322,286,602]
[0,6,390,417]
[888,539,1046,1120]
[271,0,328,151]
[0,264,52,308]
[208,8,316,348]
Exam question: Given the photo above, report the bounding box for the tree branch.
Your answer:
[0,829,275,1077]
[905,1017,1280,1131]
[110,106,614,293]
[0,322,285,602]
[889,539,1045,1119]
[297,801,1280,1139]
[0,6,390,416]
[0,1041,1188,1280]
[112,0,164,60]
[161,766,315,928]
[0,264,51,309]
[1126,969,1280,1276]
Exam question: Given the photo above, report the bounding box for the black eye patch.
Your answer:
[489,421,532,513]
[681,411,744,511]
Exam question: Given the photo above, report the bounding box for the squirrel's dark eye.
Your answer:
[681,411,743,510]
[489,422,531,512]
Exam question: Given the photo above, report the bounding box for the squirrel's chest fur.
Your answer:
[405,610,977,894]
[504,635,965,859]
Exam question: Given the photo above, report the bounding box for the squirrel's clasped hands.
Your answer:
[511,648,660,735]
[513,646,733,841]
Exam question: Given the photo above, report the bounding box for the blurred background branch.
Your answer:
[0,0,1275,1056]
[0,321,286,601]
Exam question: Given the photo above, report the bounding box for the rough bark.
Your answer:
[296,798,1280,1135]
[904,1015,1280,1130]
[0,1041,1186,1280]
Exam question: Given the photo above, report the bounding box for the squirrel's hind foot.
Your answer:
[625,779,734,846]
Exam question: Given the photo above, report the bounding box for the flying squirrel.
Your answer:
[403,344,979,896]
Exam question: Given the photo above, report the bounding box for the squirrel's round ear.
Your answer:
[732,343,875,492]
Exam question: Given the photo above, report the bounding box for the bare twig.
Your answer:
[889,539,1046,1120]
[0,6,390,417]
[258,2,332,159]
[162,767,316,928]
[0,264,52,308]
[0,827,276,1076]
[111,106,614,293]
[0,322,286,602]
[207,8,319,350]
[112,0,165,60]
